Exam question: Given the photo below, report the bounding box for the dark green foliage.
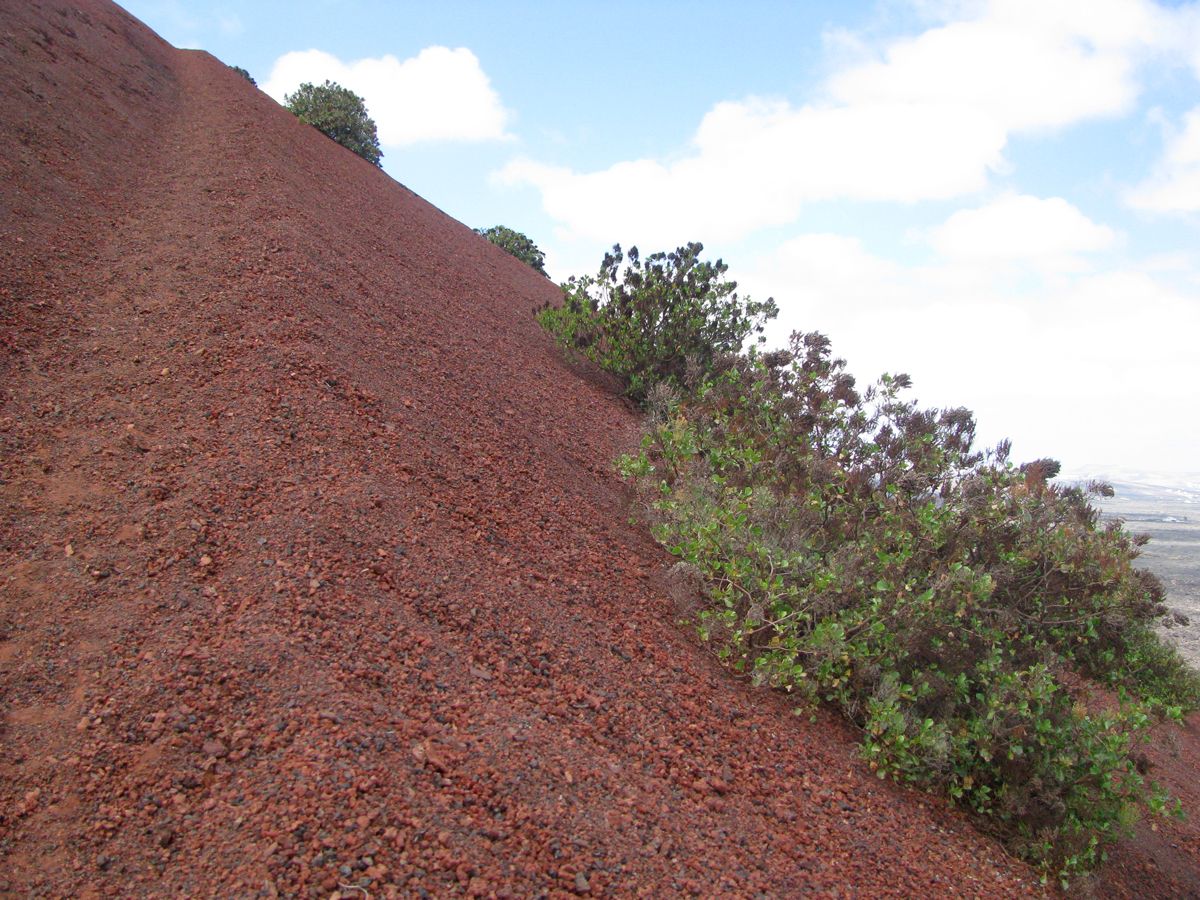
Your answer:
[229,65,256,86]
[285,80,382,168]
[538,242,778,403]
[475,225,549,276]
[536,241,1200,880]
[611,331,1200,882]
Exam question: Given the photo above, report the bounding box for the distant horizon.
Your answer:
[122,0,1200,477]
[1060,464,1200,492]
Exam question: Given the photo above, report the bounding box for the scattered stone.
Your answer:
[202,739,228,758]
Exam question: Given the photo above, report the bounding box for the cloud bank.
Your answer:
[264,47,510,147]
[498,0,1187,247]
[1128,106,1200,212]
[926,194,1117,269]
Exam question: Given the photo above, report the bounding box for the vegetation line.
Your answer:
[534,236,1200,884]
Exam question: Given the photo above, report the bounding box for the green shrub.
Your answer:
[614,332,1200,883]
[229,65,256,86]
[538,242,778,403]
[285,80,382,167]
[475,225,549,276]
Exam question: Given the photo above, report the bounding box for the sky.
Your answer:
[120,0,1200,482]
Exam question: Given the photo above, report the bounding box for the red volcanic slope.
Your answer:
[0,2,1196,897]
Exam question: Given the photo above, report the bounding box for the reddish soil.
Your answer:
[0,1,1196,897]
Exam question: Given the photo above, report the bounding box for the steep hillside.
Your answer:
[0,2,1194,896]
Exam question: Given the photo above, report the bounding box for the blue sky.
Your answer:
[122,0,1200,481]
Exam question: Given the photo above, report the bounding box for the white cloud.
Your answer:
[926,194,1117,268]
[264,47,510,147]
[742,233,1200,472]
[500,0,1181,246]
[1127,106,1200,212]
[499,99,1006,246]
[829,0,1170,133]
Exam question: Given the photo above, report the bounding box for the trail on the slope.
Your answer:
[1,2,1196,898]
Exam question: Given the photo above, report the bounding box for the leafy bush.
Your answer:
[229,65,256,86]
[613,331,1200,882]
[538,242,778,403]
[476,225,549,276]
[285,80,382,167]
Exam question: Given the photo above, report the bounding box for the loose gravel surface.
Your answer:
[1,2,1197,896]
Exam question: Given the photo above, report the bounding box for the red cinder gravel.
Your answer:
[1,2,1196,897]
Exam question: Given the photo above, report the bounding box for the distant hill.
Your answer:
[1063,466,1200,506]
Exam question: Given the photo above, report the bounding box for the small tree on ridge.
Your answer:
[285,80,382,167]
[229,65,256,86]
[475,225,549,276]
[540,242,778,402]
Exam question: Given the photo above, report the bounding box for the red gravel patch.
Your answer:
[0,1,1194,896]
